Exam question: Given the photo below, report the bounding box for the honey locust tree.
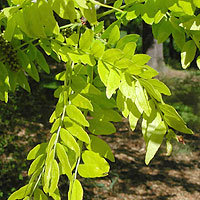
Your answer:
[0,0,199,199]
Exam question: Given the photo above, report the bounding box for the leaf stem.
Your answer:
[29,167,45,197]
[97,2,133,19]
[90,0,124,13]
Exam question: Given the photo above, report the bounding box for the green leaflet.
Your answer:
[44,149,54,193]
[22,3,46,38]
[75,0,88,9]
[97,61,110,86]
[78,150,110,178]
[123,42,136,59]
[197,56,200,69]
[126,4,142,20]
[91,40,105,58]
[87,135,115,162]
[67,53,96,66]
[63,117,90,144]
[80,2,97,25]
[36,49,50,74]
[152,17,173,43]
[39,38,52,55]
[34,188,48,200]
[138,65,159,79]
[119,75,136,100]
[115,57,134,69]
[17,71,31,93]
[66,104,89,127]
[56,143,72,180]
[128,101,142,131]
[159,103,193,134]
[50,188,61,200]
[148,79,171,96]
[106,68,121,99]
[37,0,59,36]
[171,16,186,49]
[49,159,60,195]
[132,54,151,65]
[135,80,151,117]
[50,118,61,133]
[60,128,80,157]
[70,93,93,111]
[193,0,200,8]
[68,179,83,200]
[102,49,124,64]
[116,34,140,49]
[164,115,193,134]
[27,44,37,61]
[11,0,25,4]
[28,154,45,176]
[8,183,33,200]
[88,119,116,135]
[101,19,122,39]
[145,121,166,165]
[90,104,122,122]
[4,16,16,41]
[47,133,57,154]
[178,0,195,15]
[108,25,120,45]
[139,79,162,101]
[49,0,76,21]
[116,90,129,117]
[79,29,94,50]
[142,111,162,145]
[181,40,196,69]
[6,69,17,92]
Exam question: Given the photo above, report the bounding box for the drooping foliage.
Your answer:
[0,0,198,199]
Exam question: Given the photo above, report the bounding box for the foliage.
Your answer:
[0,0,198,199]
[163,72,200,132]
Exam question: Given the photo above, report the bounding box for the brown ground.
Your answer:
[82,120,200,200]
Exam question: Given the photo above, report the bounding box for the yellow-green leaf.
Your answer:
[49,160,60,195]
[108,25,120,45]
[145,121,166,165]
[70,179,83,200]
[56,143,72,180]
[27,143,47,160]
[87,135,115,162]
[60,128,80,157]
[63,117,90,144]
[106,68,121,99]
[28,154,45,176]
[66,105,89,127]
[181,40,196,69]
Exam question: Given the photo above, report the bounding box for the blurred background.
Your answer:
[0,1,200,200]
